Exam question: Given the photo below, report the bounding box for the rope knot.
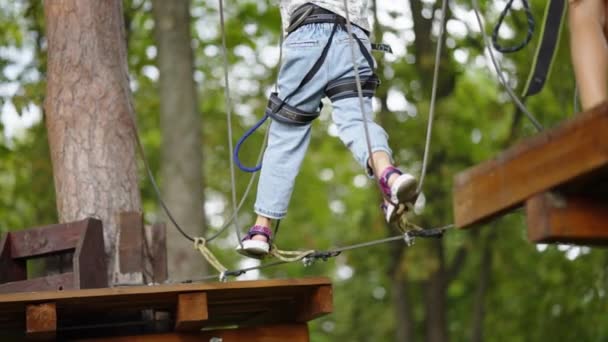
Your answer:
[194,237,207,250]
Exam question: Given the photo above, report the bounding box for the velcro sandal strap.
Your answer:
[243,225,273,242]
[379,166,402,196]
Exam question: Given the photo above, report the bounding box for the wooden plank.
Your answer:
[0,272,75,294]
[174,292,208,331]
[0,277,330,304]
[296,285,333,322]
[75,218,107,289]
[26,302,56,340]
[8,220,90,258]
[526,193,608,244]
[74,324,310,342]
[0,277,332,333]
[453,103,608,228]
[118,212,144,274]
[0,233,26,284]
[143,223,167,284]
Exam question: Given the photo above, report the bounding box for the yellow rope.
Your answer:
[194,237,227,274]
[270,244,315,263]
[397,215,423,234]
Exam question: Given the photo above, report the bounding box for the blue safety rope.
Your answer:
[233,114,269,172]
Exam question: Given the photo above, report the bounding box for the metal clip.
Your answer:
[219,271,228,283]
[302,256,315,267]
[403,233,415,247]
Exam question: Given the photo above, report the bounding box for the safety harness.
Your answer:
[267,3,390,125]
[235,2,391,171]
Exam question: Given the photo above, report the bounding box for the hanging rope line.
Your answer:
[417,0,448,194]
[341,0,388,203]
[194,237,228,274]
[472,0,543,131]
[218,0,243,248]
[185,223,454,282]
[124,108,195,242]
[206,2,287,243]
[491,0,535,53]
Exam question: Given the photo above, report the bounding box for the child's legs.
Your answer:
[253,24,333,220]
[254,121,312,219]
[569,0,608,110]
[330,96,393,177]
[328,27,393,177]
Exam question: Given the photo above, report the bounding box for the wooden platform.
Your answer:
[0,277,332,341]
[453,102,608,244]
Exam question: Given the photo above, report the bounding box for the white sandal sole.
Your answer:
[385,174,418,223]
[391,174,418,204]
[235,239,270,258]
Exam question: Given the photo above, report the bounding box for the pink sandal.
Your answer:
[379,166,418,223]
[235,225,272,258]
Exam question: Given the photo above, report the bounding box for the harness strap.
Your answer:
[371,43,393,54]
[266,92,321,125]
[325,75,380,102]
[522,0,567,97]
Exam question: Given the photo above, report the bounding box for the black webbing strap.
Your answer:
[268,3,391,125]
[521,0,567,97]
[371,43,393,54]
[325,75,380,102]
[266,92,321,125]
[299,21,340,88]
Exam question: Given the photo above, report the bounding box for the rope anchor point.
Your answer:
[403,233,415,247]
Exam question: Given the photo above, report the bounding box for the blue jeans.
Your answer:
[254,23,393,219]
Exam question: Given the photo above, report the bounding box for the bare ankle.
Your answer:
[255,216,272,228]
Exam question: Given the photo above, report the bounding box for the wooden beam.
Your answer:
[74,324,310,342]
[453,102,608,228]
[0,233,26,284]
[526,193,608,244]
[296,285,333,322]
[0,277,331,334]
[26,302,56,340]
[143,223,167,284]
[74,218,107,289]
[174,292,208,332]
[0,273,75,293]
[9,220,89,258]
[118,212,144,275]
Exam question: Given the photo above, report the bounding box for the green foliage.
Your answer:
[1,0,607,340]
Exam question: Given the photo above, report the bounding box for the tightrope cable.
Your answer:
[185,223,454,283]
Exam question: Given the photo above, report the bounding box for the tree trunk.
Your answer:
[471,232,494,342]
[392,262,415,341]
[151,0,207,281]
[425,239,448,342]
[44,0,141,285]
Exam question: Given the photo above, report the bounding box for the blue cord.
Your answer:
[233,114,269,172]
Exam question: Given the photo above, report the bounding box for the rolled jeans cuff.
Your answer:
[254,207,286,220]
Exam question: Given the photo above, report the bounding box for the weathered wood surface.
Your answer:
[0,277,332,338]
[527,193,608,244]
[0,218,107,293]
[26,302,57,340]
[453,102,608,228]
[174,292,208,332]
[75,324,310,342]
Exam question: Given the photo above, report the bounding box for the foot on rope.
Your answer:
[235,225,272,259]
[379,166,418,223]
